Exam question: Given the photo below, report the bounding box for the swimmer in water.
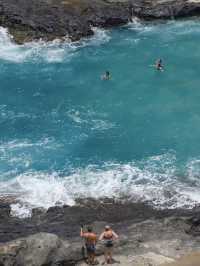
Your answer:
[101,71,111,80]
[155,59,164,71]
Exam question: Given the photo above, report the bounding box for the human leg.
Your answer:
[87,246,96,265]
[104,247,109,264]
[107,247,113,263]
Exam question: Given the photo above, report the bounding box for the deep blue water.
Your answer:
[1,20,200,216]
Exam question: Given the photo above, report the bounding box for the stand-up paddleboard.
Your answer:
[149,64,164,72]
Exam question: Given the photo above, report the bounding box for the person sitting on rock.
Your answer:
[80,225,97,265]
[99,225,119,264]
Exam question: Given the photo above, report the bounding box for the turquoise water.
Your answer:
[1,20,200,216]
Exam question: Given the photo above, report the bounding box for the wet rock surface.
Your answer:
[0,199,200,265]
[0,198,196,243]
[1,0,200,43]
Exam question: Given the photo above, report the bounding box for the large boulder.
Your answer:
[0,233,83,266]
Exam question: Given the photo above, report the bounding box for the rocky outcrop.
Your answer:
[0,215,200,266]
[0,233,83,266]
[1,0,200,44]
[0,198,196,243]
[0,0,131,44]
[133,0,200,19]
[184,214,200,236]
[0,199,200,265]
[1,232,173,266]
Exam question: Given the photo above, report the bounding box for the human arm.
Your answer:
[80,226,86,238]
[94,235,98,245]
[112,231,119,240]
[99,232,104,241]
[80,227,83,237]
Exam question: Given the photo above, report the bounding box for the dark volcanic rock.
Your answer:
[0,204,11,219]
[0,199,199,265]
[185,215,200,236]
[0,214,199,266]
[0,0,130,43]
[0,198,197,243]
[133,0,200,19]
[1,0,200,44]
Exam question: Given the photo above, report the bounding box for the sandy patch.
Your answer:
[163,251,200,266]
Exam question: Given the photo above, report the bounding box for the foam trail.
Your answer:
[67,108,115,130]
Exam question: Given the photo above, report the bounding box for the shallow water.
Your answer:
[1,20,200,217]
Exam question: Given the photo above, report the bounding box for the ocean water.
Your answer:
[1,19,200,217]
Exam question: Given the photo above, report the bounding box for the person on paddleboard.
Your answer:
[155,58,164,71]
[101,71,111,80]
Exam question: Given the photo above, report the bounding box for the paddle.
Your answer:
[80,225,87,261]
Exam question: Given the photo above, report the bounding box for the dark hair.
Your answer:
[106,71,110,76]
[87,226,93,232]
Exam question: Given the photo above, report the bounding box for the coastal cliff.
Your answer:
[0,199,200,265]
[1,0,200,43]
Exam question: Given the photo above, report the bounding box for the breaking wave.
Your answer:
[0,153,200,217]
[0,27,110,63]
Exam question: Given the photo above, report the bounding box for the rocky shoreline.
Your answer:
[0,198,200,265]
[1,0,200,44]
[1,1,200,265]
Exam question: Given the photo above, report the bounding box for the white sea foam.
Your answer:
[0,138,61,174]
[0,26,111,63]
[0,20,198,63]
[67,108,116,131]
[128,17,143,29]
[165,19,200,35]
[127,18,200,38]
[89,27,111,45]
[0,29,65,63]
[0,138,56,151]
[127,17,155,33]
[0,27,32,62]
[186,158,200,186]
[0,105,36,121]
[0,153,200,217]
